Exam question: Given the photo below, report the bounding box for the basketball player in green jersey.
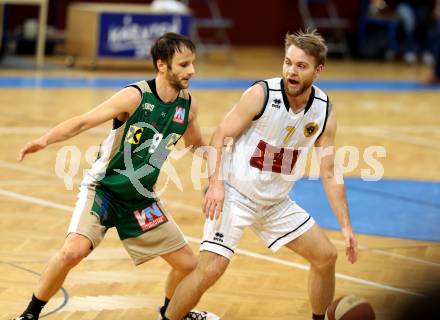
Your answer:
[14,33,218,320]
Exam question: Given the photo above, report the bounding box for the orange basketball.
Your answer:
[325,295,375,320]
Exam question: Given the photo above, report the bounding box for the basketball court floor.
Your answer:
[0,48,439,319]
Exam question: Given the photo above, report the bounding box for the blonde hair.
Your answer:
[285,29,328,66]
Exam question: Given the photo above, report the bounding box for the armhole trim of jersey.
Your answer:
[179,88,190,101]
[126,84,143,99]
[115,84,143,129]
[316,97,331,141]
[252,80,269,121]
[304,86,315,114]
[188,92,192,110]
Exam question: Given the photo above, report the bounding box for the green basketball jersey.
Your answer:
[84,80,191,207]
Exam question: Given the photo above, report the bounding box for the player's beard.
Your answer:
[166,69,187,90]
[284,77,313,97]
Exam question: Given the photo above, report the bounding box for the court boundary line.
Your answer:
[0,261,69,317]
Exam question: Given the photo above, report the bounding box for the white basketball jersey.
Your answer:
[224,77,331,206]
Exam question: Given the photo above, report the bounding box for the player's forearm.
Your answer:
[40,116,88,146]
[322,176,352,230]
[208,126,227,184]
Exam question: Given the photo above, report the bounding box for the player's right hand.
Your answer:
[17,138,47,161]
[203,180,224,220]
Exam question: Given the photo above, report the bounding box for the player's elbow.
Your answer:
[75,115,95,134]
[216,123,234,141]
[320,164,335,180]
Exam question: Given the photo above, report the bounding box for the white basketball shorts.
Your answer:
[200,183,315,259]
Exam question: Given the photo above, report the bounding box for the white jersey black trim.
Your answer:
[225,77,329,206]
[316,98,331,141]
[252,80,269,121]
[280,78,315,114]
[315,96,328,103]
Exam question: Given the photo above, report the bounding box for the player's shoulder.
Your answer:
[312,85,329,103]
[253,77,282,91]
[179,88,191,101]
[242,81,266,100]
[127,79,149,94]
[247,76,283,96]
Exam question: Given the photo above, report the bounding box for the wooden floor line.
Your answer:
[0,158,438,268]
[1,126,440,150]
[0,187,423,297]
[330,239,440,267]
[49,294,162,312]
[0,179,61,186]
[164,200,440,268]
[2,261,69,317]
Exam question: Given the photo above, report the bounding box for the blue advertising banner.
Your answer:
[98,13,191,58]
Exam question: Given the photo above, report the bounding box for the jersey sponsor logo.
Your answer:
[173,106,185,124]
[143,102,155,112]
[125,125,144,144]
[304,122,319,137]
[133,202,168,232]
[250,139,300,174]
[272,98,281,109]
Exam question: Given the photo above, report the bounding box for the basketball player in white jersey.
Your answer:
[162,30,358,320]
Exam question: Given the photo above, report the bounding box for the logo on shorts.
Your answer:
[213,232,224,243]
[133,202,168,232]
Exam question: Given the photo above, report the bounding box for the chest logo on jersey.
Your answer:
[133,202,168,232]
[125,125,144,144]
[173,106,185,124]
[143,102,155,112]
[272,98,281,109]
[304,122,319,138]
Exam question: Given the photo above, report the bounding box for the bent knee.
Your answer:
[196,258,228,286]
[312,245,338,270]
[58,247,86,267]
[175,256,198,275]
[327,246,338,264]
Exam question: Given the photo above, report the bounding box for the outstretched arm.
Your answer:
[314,109,358,264]
[17,87,141,161]
[204,84,264,220]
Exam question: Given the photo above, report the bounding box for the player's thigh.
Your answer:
[161,244,197,273]
[285,224,337,266]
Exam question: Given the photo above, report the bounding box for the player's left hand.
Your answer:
[203,180,224,220]
[342,226,358,264]
[17,138,47,161]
